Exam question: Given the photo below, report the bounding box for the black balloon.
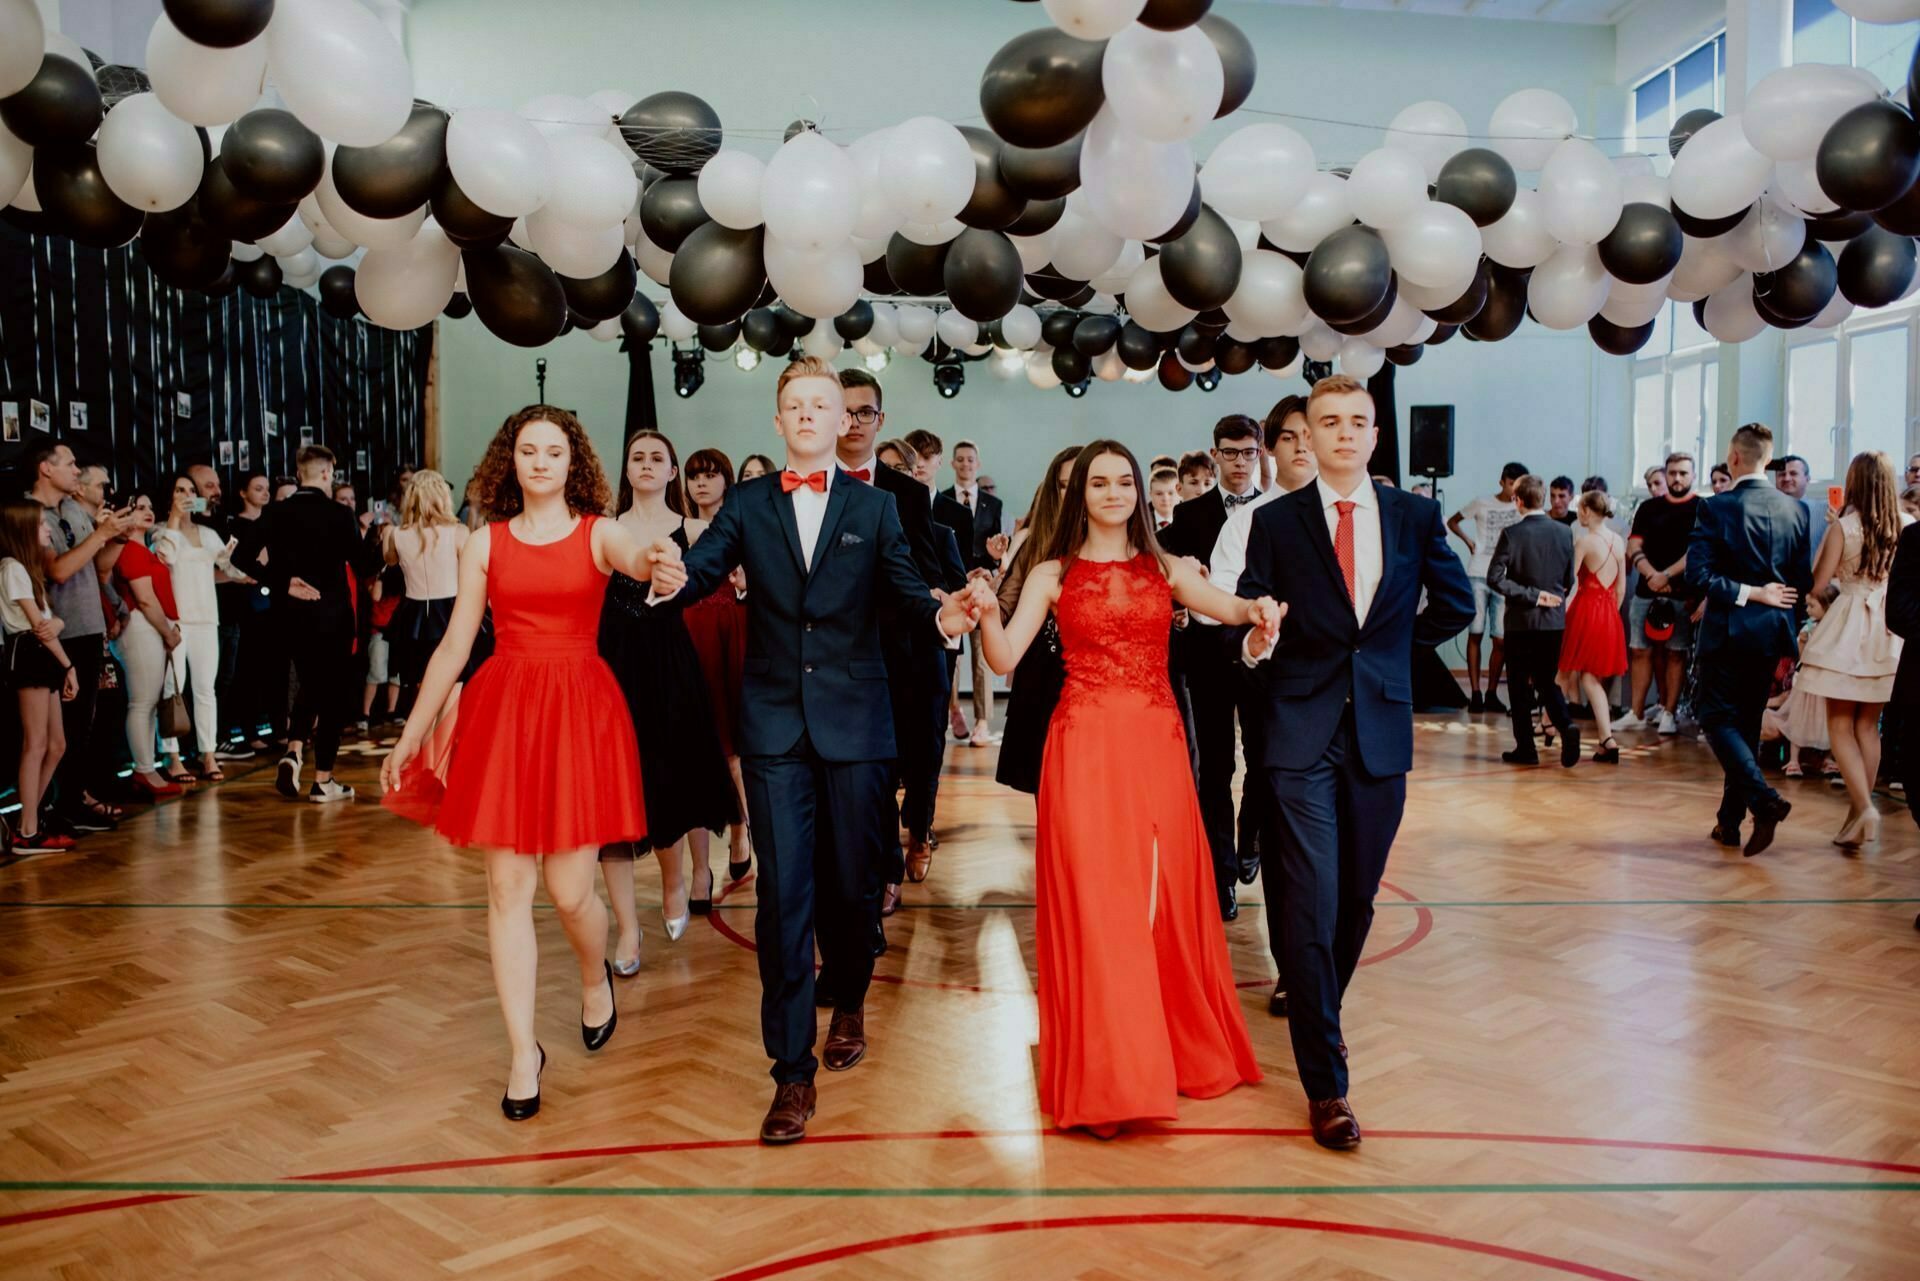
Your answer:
[140,200,230,288]
[980,29,1107,150]
[668,222,766,325]
[1435,149,1517,228]
[432,170,514,248]
[1838,226,1918,308]
[1304,226,1394,326]
[1326,280,1397,336]
[1072,314,1121,356]
[1159,205,1243,311]
[1755,242,1837,322]
[560,250,638,323]
[1051,346,1091,383]
[1007,197,1066,237]
[201,262,237,297]
[1151,181,1204,243]
[1198,15,1255,118]
[1385,343,1425,367]
[619,91,721,176]
[1588,314,1655,356]
[1257,335,1299,369]
[465,244,568,347]
[1042,309,1082,348]
[1816,100,1920,214]
[1808,208,1875,241]
[163,0,274,48]
[1464,265,1529,341]
[35,143,143,248]
[221,108,323,204]
[834,300,875,341]
[1062,282,1097,307]
[773,303,814,336]
[318,265,359,319]
[1671,202,1746,240]
[1426,322,1459,346]
[1176,325,1215,366]
[1753,289,1814,331]
[1214,336,1255,375]
[863,255,904,296]
[1157,352,1193,390]
[0,55,102,147]
[764,329,795,358]
[640,176,709,252]
[958,126,1023,231]
[999,134,1083,201]
[887,233,951,296]
[444,291,473,319]
[1139,0,1212,29]
[1195,306,1230,330]
[333,102,448,219]
[740,307,781,352]
[944,228,1025,321]
[1598,203,1684,285]
[1668,108,1721,159]
[1117,321,1161,369]
[197,156,296,240]
[1424,261,1492,325]
[1873,173,1920,237]
[698,320,741,352]
[236,254,282,299]
[619,293,659,344]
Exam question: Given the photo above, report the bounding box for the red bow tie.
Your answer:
[844,467,872,484]
[781,469,828,494]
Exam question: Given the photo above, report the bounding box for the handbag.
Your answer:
[158,655,192,739]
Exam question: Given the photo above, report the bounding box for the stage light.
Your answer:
[933,363,964,399]
[1195,367,1222,392]
[673,346,705,398]
[864,349,891,373]
[734,346,761,372]
[1062,377,1091,398]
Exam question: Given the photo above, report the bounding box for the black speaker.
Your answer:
[1408,404,1455,479]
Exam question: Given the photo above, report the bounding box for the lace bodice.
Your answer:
[1054,553,1176,719]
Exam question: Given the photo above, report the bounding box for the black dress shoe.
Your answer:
[1219,883,1239,922]
[1484,693,1507,714]
[582,961,617,1051]
[1709,824,1742,848]
[501,1044,546,1121]
[1745,795,1792,858]
[1469,691,1483,713]
[1560,726,1581,768]
[1268,982,1288,1018]
[871,919,888,957]
[1236,851,1261,886]
[1501,749,1541,766]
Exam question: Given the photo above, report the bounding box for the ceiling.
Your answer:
[1245,0,1653,25]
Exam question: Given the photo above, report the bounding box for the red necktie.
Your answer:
[844,467,872,484]
[781,469,828,494]
[1334,500,1357,605]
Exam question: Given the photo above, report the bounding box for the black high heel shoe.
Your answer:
[689,859,714,916]
[1593,736,1620,765]
[582,961,617,1051]
[501,1044,545,1121]
[727,831,751,883]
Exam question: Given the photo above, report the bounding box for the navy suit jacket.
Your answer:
[676,472,942,762]
[1687,478,1812,659]
[1235,483,1473,777]
[1886,522,1920,709]
[873,462,942,590]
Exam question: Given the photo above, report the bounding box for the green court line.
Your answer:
[4,1179,1917,1200]
[4,897,1918,911]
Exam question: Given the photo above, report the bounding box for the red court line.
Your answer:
[704,1212,1645,1281]
[0,1193,194,1229]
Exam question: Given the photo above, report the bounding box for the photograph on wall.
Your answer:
[175,391,191,419]
[298,424,314,446]
[69,402,87,433]
[1,402,17,443]
[28,400,48,432]
[238,440,251,470]
[218,441,234,465]
[265,411,279,438]
[355,449,369,472]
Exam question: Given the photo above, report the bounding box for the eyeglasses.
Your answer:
[1215,447,1261,462]
[849,407,882,426]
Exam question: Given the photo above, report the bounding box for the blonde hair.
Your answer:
[1577,489,1613,521]
[1306,373,1374,417]
[396,469,459,557]
[776,355,840,404]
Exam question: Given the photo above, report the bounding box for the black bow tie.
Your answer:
[1223,490,1261,509]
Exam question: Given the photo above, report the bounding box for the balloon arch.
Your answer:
[5,0,1920,394]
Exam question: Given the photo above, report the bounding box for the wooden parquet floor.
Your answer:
[1,714,1917,1280]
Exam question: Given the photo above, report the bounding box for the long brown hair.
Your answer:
[1844,450,1901,580]
[1007,444,1083,586]
[471,405,611,521]
[1041,440,1167,574]
[615,430,687,517]
[0,500,49,611]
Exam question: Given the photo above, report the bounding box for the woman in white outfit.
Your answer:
[152,472,233,781]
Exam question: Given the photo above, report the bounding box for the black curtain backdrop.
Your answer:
[1368,364,1400,486]
[0,222,429,505]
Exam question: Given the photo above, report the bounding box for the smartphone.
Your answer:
[186,496,208,516]
[371,499,394,524]
[1826,484,1844,514]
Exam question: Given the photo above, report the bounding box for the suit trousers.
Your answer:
[284,617,353,773]
[53,634,104,813]
[1260,707,1406,1101]
[883,627,950,850]
[742,735,890,1084]
[1505,630,1573,755]
[1693,647,1782,830]
[1902,709,1920,829]
[1182,633,1241,892]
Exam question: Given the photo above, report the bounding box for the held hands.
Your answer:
[986,532,1011,561]
[1752,582,1799,609]
[935,579,995,636]
[647,538,687,596]
[1245,597,1286,657]
[287,576,322,602]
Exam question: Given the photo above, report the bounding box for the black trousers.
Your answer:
[1259,708,1405,1101]
[1181,633,1240,892]
[1505,630,1574,755]
[742,736,890,1084]
[1694,647,1781,832]
[284,621,354,773]
[883,627,949,857]
[52,634,104,812]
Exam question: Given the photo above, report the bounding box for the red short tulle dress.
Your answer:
[1034,553,1261,1131]
[383,515,645,855]
[683,580,747,757]
[1558,564,1629,682]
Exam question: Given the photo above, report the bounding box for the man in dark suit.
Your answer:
[940,439,1005,747]
[1162,413,1267,920]
[1235,375,1473,1150]
[650,358,981,1146]
[1486,474,1580,767]
[907,429,980,743]
[1884,518,1920,815]
[1688,422,1811,857]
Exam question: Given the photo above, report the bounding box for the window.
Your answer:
[1788,339,1839,470]
[1630,32,1726,153]
[1848,326,1909,464]
[1634,371,1665,482]
[1632,356,1717,485]
[1793,0,1919,85]
[1786,317,1920,480]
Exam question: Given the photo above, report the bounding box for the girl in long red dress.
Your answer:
[1556,489,1630,764]
[975,441,1283,1137]
[682,447,753,883]
[381,406,672,1121]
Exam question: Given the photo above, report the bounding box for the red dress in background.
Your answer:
[1558,564,1629,681]
[1033,553,1261,1131]
[683,579,746,757]
[384,515,644,855]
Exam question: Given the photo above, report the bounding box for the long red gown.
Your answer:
[1034,553,1262,1130]
[383,515,645,855]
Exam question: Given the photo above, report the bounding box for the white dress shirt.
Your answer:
[1198,486,1286,623]
[1244,475,1384,663]
[954,482,978,513]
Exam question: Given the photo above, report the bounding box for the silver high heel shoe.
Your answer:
[610,948,642,978]
[662,909,690,942]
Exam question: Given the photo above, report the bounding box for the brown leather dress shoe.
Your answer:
[881,882,903,918]
[905,838,932,884]
[760,1082,817,1144]
[1309,1097,1362,1150]
[823,1007,867,1072]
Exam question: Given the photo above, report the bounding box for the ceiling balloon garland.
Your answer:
[8,0,1920,387]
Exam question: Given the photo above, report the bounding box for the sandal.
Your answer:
[80,795,125,820]
[197,765,226,783]
[1783,760,1804,779]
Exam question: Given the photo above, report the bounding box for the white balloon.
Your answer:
[1176,351,1213,373]
[1489,88,1579,172]
[355,222,459,330]
[1599,288,1669,329]
[1362,295,1423,348]
[1527,244,1611,330]
[1481,188,1559,269]
[526,209,625,277]
[1773,157,1839,217]
[1102,24,1223,144]
[8,161,36,212]
[892,336,927,357]
[852,337,882,358]
[95,94,203,213]
[1083,291,1119,315]
[660,300,698,342]
[1222,250,1309,335]
[446,109,552,219]
[1261,171,1351,253]
[316,162,424,248]
[802,326,845,360]
[1000,303,1042,349]
[146,14,266,126]
[1384,100,1468,182]
[1200,123,1316,222]
[1338,337,1387,379]
[518,93,611,140]
[697,150,766,231]
[1540,139,1624,246]
[936,310,979,348]
[1394,276,1467,311]
[1095,347,1127,381]
[1010,229,1058,274]
[1808,290,1855,330]
[631,224,674,286]
[1407,315,1439,345]
[1834,1,1920,26]
[1223,215,1260,251]
[275,246,319,278]
[1621,173,1670,209]
[258,213,315,257]
[1048,195,1125,280]
[42,30,91,80]
[1092,240,1146,294]
[1079,108,1195,240]
[0,0,44,98]
[850,234,889,263]
[1703,274,1765,343]
[1346,148,1430,231]
[230,241,264,263]
[0,122,27,209]
[1669,113,1774,221]
[1668,234,1742,301]
[868,303,900,347]
[763,238,863,318]
[896,217,965,245]
[1299,322,1342,363]
[1385,201,1483,290]
[762,131,858,252]
[589,317,621,342]
[895,304,938,346]
[1725,200,1807,274]
[540,133,637,229]
[1744,64,1880,162]
[880,116,974,224]
[849,129,906,241]
[1121,256,1197,333]
[1043,0,1147,39]
[265,0,412,147]
[1026,350,1063,389]
[312,227,357,259]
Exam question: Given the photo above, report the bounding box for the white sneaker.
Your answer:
[309,779,356,804]
[1658,710,1678,736]
[1613,712,1646,731]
